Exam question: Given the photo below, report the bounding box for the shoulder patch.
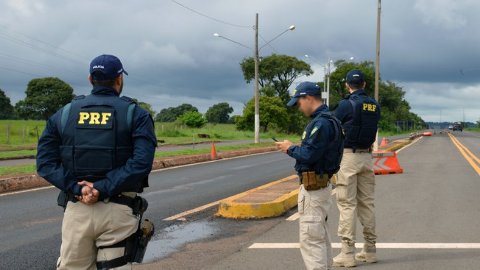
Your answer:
[310,125,320,137]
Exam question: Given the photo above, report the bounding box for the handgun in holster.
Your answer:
[57,190,76,211]
[96,196,155,270]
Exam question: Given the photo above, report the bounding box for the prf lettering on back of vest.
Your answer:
[78,112,112,125]
[363,103,377,112]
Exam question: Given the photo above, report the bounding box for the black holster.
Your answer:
[96,196,154,269]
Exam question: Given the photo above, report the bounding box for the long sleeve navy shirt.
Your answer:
[287,104,333,176]
[36,87,157,197]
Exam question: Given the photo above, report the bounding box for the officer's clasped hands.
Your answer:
[75,181,100,205]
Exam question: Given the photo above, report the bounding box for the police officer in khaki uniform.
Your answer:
[276,82,344,270]
[332,69,380,267]
[37,54,157,270]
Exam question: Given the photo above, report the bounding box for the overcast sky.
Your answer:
[1,0,479,123]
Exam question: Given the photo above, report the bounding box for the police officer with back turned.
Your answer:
[36,54,157,270]
[332,69,380,267]
[276,81,344,270]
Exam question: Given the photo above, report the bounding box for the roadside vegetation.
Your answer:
[0,120,417,177]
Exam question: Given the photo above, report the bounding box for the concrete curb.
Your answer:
[0,139,410,195]
[0,146,280,194]
[216,175,299,219]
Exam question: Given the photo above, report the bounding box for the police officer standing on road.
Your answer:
[36,54,157,270]
[332,69,380,267]
[276,82,344,270]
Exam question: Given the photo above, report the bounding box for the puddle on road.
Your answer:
[142,220,218,263]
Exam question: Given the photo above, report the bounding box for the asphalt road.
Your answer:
[152,130,480,270]
[0,151,295,269]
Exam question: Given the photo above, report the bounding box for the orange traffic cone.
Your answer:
[210,141,218,160]
[380,137,387,146]
[372,151,403,175]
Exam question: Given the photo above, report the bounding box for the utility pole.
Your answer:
[373,0,381,151]
[254,13,260,143]
[326,55,331,107]
[375,0,381,101]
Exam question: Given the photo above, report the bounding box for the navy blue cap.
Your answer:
[346,69,365,84]
[90,54,128,80]
[287,81,321,106]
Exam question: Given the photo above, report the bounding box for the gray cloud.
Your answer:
[0,0,479,122]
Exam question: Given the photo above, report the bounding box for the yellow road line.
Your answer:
[448,133,480,177]
[249,243,480,249]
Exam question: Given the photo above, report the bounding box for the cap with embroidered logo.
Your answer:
[346,69,365,84]
[287,81,321,106]
[90,54,128,80]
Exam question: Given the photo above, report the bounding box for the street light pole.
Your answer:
[254,13,260,143]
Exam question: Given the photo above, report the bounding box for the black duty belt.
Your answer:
[67,193,136,208]
[344,147,372,153]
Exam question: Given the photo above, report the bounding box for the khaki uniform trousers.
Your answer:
[57,200,139,270]
[298,183,333,270]
[336,151,377,248]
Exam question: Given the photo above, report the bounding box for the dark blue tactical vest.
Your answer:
[295,112,344,176]
[57,94,135,182]
[344,93,380,149]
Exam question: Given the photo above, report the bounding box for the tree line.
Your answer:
[0,78,234,129]
[235,54,427,134]
[1,54,429,134]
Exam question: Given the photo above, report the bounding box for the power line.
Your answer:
[170,0,251,28]
[0,32,85,65]
[258,34,278,53]
[0,24,90,61]
[0,53,80,76]
[0,66,84,87]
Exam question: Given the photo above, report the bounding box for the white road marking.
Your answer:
[249,243,480,249]
[151,151,278,173]
[0,185,54,197]
[396,136,422,154]
[163,199,223,221]
[286,212,299,221]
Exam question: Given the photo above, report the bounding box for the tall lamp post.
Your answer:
[215,13,295,143]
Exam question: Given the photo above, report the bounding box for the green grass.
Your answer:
[0,150,36,159]
[0,164,36,176]
[466,128,480,133]
[0,142,277,176]
[0,120,46,146]
[154,142,275,158]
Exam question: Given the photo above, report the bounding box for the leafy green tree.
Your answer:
[155,103,198,122]
[15,77,74,120]
[240,54,314,104]
[132,98,155,117]
[205,102,233,124]
[178,111,207,128]
[328,60,376,108]
[477,119,480,128]
[236,96,288,132]
[0,88,15,119]
[327,60,427,132]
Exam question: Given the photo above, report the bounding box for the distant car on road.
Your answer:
[452,124,463,132]
[448,125,454,130]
